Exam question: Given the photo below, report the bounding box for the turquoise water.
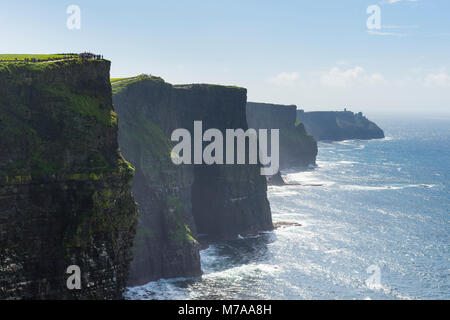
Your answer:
[126,116,449,300]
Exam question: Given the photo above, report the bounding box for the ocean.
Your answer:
[125,116,450,300]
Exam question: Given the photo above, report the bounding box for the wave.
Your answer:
[124,277,194,300]
[339,184,434,191]
[340,185,402,191]
[203,263,279,280]
[337,160,359,165]
[282,171,334,187]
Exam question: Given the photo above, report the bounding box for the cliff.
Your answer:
[0,59,137,299]
[112,76,201,286]
[112,76,272,286]
[246,102,317,170]
[297,110,385,141]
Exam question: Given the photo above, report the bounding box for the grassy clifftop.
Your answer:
[0,54,78,62]
[0,59,121,179]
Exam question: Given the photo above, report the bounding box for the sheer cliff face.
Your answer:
[297,110,385,141]
[0,60,137,299]
[112,77,272,286]
[113,78,201,286]
[173,86,272,238]
[246,102,318,170]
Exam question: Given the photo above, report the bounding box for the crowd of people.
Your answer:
[0,53,104,63]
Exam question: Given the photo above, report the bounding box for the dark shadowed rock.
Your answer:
[246,102,317,170]
[297,110,385,141]
[266,171,286,186]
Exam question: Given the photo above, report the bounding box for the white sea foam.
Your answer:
[337,160,359,165]
[124,277,192,300]
[283,171,334,187]
[203,263,279,280]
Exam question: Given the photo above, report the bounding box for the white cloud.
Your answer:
[320,66,385,87]
[267,72,300,87]
[424,72,450,87]
[367,73,386,85]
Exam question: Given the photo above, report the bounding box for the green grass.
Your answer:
[45,82,114,127]
[0,54,77,61]
[111,74,165,94]
[121,117,171,160]
[110,76,139,83]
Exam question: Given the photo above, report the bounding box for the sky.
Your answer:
[1,0,449,115]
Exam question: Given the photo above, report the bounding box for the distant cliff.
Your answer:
[0,59,137,299]
[112,76,272,286]
[246,102,317,170]
[297,110,385,141]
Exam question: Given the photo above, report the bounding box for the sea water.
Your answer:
[125,115,449,300]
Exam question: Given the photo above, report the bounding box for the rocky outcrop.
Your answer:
[112,76,272,286]
[0,59,138,299]
[266,171,286,186]
[297,110,385,141]
[246,102,317,170]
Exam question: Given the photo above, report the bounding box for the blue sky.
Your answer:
[1,0,449,115]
